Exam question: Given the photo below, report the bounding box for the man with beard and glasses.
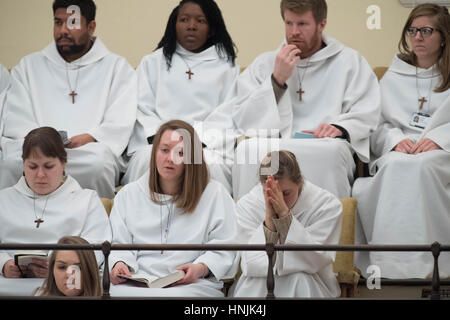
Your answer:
[0,0,137,198]
[231,0,380,200]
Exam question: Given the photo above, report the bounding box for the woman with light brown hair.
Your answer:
[230,150,342,298]
[108,120,237,297]
[37,236,102,297]
[353,3,450,279]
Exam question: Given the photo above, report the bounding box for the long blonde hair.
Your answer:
[149,120,210,213]
[39,236,102,297]
[398,3,450,92]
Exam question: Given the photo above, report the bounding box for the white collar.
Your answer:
[42,37,110,69]
[13,175,81,199]
[175,43,221,61]
[389,54,439,79]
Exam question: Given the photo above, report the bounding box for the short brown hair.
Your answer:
[280,0,327,23]
[22,127,67,163]
[39,236,102,297]
[149,120,210,213]
[259,150,303,187]
[398,3,450,92]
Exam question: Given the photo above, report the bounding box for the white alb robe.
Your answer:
[108,172,238,297]
[231,35,380,198]
[0,63,10,154]
[123,44,240,193]
[0,175,112,295]
[229,181,342,298]
[0,37,137,197]
[0,64,9,95]
[352,55,450,279]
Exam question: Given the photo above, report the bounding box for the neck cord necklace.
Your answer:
[33,193,50,228]
[176,53,206,80]
[160,199,174,254]
[296,56,312,102]
[415,65,434,113]
[65,56,83,104]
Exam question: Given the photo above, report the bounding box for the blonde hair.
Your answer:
[398,3,450,92]
[39,236,102,297]
[280,0,327,23]
[149,120,210,213]
[259,150,303,187]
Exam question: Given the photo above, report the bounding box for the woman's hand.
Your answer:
[3,259,27,278]
[173,263,209,286]
[394,138,415,153]
[266,176,290,218]
[110,261,131,285]
[410,138,441,154]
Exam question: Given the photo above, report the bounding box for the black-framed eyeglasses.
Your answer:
[406,27,435,38]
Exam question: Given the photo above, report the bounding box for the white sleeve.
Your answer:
[79,192,113,265]
[88,58,137,158]
[276,197,342,275]
[193,184,239,280]
[232,53,292,137]
[236,185,274,277]
[108,189,139,273]
[135,57,163,141]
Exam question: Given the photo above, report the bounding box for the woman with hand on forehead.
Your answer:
[230,150,342,298]
[109,120,238,297]
[0,127,111,281]
[123,0,239,194]
[353,4,450,279]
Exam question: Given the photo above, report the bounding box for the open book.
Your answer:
[118,270,185,288]
[14,250,48,266]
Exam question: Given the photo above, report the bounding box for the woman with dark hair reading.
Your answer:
[0,127,111,281]
[109,120,238,297]
[123,0,239,194]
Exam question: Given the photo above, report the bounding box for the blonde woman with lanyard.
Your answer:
[353,4,450,279]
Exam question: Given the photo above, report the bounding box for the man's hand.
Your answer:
[303,123,342,138]
[66,134,96,149]
[272,44,302,85]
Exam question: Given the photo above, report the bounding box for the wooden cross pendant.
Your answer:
[186,69,194,80]
[297,88,305,101]
[69,91,77,104]
[418,97,427,110]
[34,218,44,228]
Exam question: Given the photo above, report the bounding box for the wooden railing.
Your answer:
[1,242,449,300]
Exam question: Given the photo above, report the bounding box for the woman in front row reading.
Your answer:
[109,120,238,297]
[229,150,342,298]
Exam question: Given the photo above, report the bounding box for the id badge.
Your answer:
[409,112,430,129]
